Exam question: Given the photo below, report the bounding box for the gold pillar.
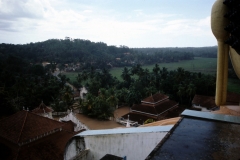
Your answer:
[211,0,229,106]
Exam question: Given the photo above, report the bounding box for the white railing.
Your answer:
[52,112,68,116]
[116,118,138,127]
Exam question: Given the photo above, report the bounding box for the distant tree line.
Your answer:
[1,38,203,70]
[133,46,217,58]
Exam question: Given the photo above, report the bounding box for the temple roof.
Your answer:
[0,110,63,145]
[132,99,178,116]
[141,93,169,104]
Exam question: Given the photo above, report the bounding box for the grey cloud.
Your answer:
[0,0,46,32]
[0,0,45,21]
[0,20,18,32]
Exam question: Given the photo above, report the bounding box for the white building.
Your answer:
[64,125,173,160]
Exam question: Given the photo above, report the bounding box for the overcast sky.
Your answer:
[0,0,217,47]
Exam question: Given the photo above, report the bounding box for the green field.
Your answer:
[62,57,240,93]
[61,72,79,83]
[110,57,217,80]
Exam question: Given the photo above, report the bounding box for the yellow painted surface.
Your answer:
[229,48,240,79]
[211,0,229,106]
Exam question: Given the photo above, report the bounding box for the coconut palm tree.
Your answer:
[61,85,74,109]
[186,83,196,105]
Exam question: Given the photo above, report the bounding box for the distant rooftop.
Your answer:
[141,93,168,104]
[132,99,178,116]
[192,94,216,109]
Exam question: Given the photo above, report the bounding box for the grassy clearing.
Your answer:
[60,72,78,83]
[61,57,240,94]
[63,57,217,82]
[110,57,217,80]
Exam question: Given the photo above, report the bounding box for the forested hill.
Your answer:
[133,46,217,58]
[0,38,132,68]
[0,38,215,68]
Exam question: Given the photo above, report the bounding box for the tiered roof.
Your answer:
[121,93,179,125]
[141,93,169,105]
[132,99,178,116]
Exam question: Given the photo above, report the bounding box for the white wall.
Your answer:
[84,132,167,160]
[64,126,173,160]
[64,138,78,160]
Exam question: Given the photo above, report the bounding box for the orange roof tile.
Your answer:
[0,110,63,145]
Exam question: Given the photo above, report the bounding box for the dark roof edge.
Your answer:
[181,109,240,124]
[145,117,183,160]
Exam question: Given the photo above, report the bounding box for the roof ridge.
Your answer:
[17,111,28,143]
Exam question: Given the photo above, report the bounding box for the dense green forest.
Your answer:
[0,38,220,119]
[0,38,217,70]
[0,55,74,117]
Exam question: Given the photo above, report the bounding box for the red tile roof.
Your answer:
[192,93,240,108]
[155,100,178,114]
[132,99,178,116]
[10,130,78,160]
[0,111,82,160]
[32,101,53,114]
[132,104,158,115]
[192,95,216,109]
[141,93,169,104]
[0,110,63,145]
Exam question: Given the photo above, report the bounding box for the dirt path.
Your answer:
[74,106,130,130]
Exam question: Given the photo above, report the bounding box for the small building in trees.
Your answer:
[32,101,54,118]
[192,95,216,111]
